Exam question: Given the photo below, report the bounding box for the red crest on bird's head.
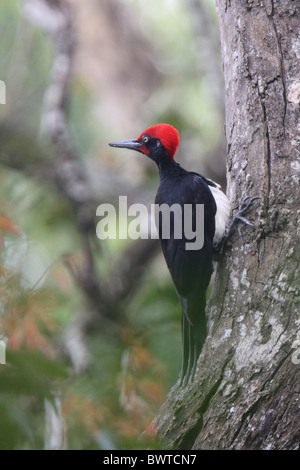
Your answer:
[137,123,180,159]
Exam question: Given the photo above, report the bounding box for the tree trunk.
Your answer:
[154,0,300,450]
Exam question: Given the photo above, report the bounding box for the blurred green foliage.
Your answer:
[0,0,223,450]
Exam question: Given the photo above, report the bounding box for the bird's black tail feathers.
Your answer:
[179,292,207,386]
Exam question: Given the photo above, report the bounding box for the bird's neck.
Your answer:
[156,156,184,180]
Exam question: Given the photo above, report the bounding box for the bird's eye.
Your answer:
[142,135,149,143]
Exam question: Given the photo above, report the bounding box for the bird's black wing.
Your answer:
[157,173,216,298]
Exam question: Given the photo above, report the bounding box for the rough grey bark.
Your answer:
[154,0,300,450]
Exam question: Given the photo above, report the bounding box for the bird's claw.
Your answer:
[225,195,261,239]
[235,215,255,227]
[213,196,260,256]
[238,196,261,215]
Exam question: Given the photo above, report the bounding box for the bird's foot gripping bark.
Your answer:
[214,196,260,255]
[226,196,261,237]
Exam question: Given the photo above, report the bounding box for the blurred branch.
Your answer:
[184,0,227,187]
[62,237,159,374]
[23,0,93,225]
[0,124,56,182]
[23,0,102,303]
[104,238,159,310]
[22,0,160,374]
[184,0,224,115]
[0,123,151,206]
[44,395,67,450]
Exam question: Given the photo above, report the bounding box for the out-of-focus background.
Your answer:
[0,0,226,449]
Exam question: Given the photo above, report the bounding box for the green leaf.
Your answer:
[0,349,68,399]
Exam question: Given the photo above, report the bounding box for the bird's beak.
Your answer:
[109,139,142,151]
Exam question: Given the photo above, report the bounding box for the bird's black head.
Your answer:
[109,123,180,163]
